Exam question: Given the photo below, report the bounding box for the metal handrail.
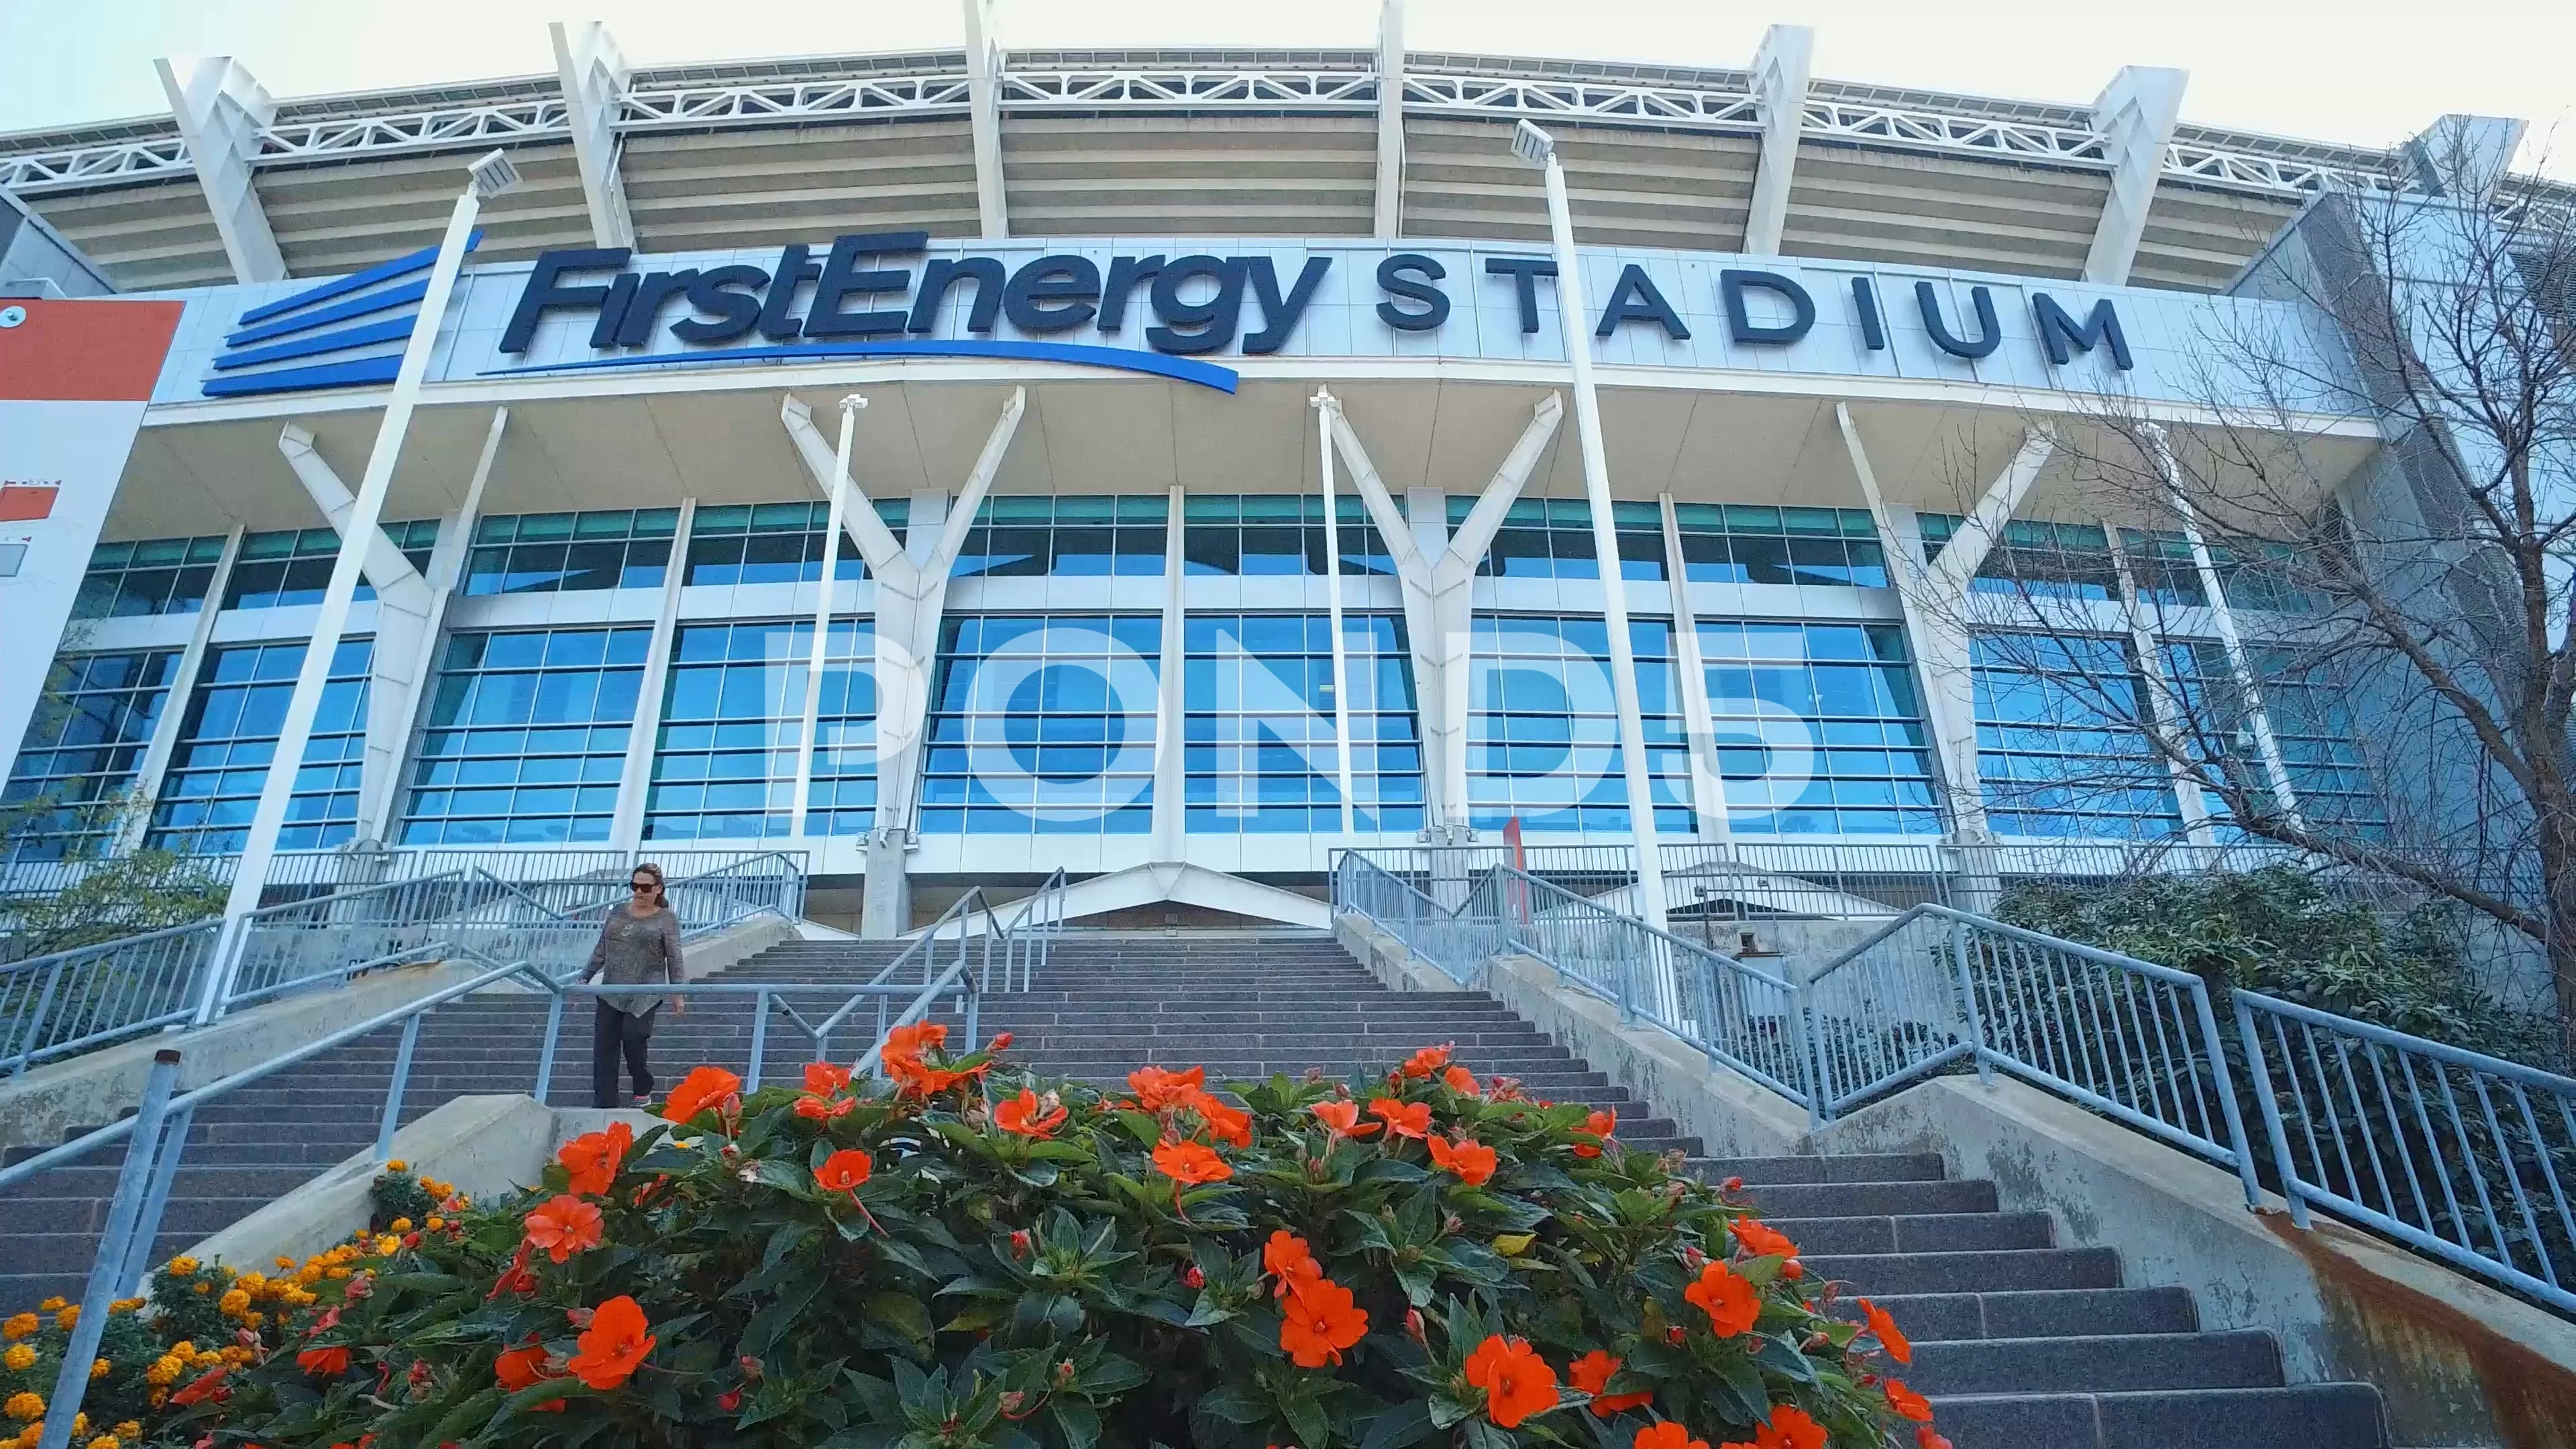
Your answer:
[0,919,225,1077]
[2235,989,2576,1314]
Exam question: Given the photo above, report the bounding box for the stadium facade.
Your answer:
[0,9,2561,934]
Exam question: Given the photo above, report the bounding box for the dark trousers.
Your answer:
[592,1002,659,1108]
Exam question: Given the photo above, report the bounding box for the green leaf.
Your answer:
[742,1273,828,1362]
[1052,1398,1104,1449]
[1360,1401,1438,1449]
[1115,1110,1165,1148]
[1280,1383,1332,1449]
[1462,1413,1516,1449]
[1201,1385,1273,1424]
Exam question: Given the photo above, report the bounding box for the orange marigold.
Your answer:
[815,1148,873,1193]
[522,1195,604,1265]
[1462,1334,1558,1429]
[995,1089,1069,1138]
[567,1295,653,1391]
[1635,1424,1708,1449]
[1426,1134,1499,1187]
[1915,1428,1955,1449]
[661,1066,741,1124]
[1309,1099,1380,1138]
[1368,1097,1432,1140]
[802,1062,851,1095]
[1566,1350,1654,1415]
[557,1121,631,1197]
[1682,1260,1760,1337]
[1857,1297,1912,1364]
[1277,1276,1368,1368]
[1150,1138,1232,1185]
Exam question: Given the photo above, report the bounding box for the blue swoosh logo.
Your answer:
[478,338,1239,392]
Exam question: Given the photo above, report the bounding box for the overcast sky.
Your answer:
[3,0,2571,180]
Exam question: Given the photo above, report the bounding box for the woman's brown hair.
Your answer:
[631,861,668,908]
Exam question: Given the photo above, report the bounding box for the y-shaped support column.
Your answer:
[275,424,442,846]
[783,389,1026,935]
[1318,390,1564,843]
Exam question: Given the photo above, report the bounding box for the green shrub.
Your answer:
[123,1031,1938,1449]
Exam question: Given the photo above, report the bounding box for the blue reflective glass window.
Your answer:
[151,638,372,852]
[1670,504,1884,588]
[1465,614,1692,835]
[462,508,680,596]
[1,649,183,863]
[952,496,1169,579]
[221,525,437,610]
[643,620,875,841]
[1181,495,1397,578]
[1970,633,2180,839]
[919,614,1160,835]
[1183,613,1421,834]
[399,627,649,845]
[68,535,228,621]
[1699,621,1938,837]
[680,501,901,587]
[1458,498,1666,581]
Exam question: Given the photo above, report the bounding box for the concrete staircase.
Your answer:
[0,928,2386,1447]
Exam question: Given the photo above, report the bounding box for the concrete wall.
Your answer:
[1334,909,2576,1449]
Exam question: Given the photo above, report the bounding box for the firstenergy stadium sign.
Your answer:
[487,231,2134,394]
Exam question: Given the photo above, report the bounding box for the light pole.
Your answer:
[200,150,523,1022]
[1508,119,1671,932]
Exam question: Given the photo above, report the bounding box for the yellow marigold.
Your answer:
[113,1426,138,1444]
[425,1216,444,1231]
[164,1258,197,1277]
[325,1267,349,1280]
[3,1394,40,1423]
[221,1347,252,1366]
[50,1309,74,1331]
[34,1301,62,1315]
[191,1283,209,1296]
[374,1235,399,1256]
[274,1256,295,1271]
[142,1360,178,1388]
[0,1316,31,1342]
[87,1436,117,1449]
[241,1312,264,1329]
[388,1218,411,1233]
[108,1299,142,1315]
[384,1159,407,1172]
[235,1272,264,1291]
[217,1289,249,1315]
[1,1346,30,1372]
[87,1360,106,1381]
[10,1426,32,1449]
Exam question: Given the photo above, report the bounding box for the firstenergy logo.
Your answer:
[201,231,482,399]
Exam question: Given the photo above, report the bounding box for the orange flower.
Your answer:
[794,1093,855,1121]
[802,1062,851,1095]
[1635,1424,1707,1449]
[995,1089,1068,1138]
[1368,1097,1432,1140]
[1572,1108,1617,1158]
[1426,1134,1499,1187]
[1566,1350,1654,1415]
[1682,1260,1760,1337]
[1191,1091,1254,1148]
[1263,1230,1324,1298]
[567,1295,654,1390]
[494,1344,566,1411]
[169,1365,231,1406]
[1882,1379,1933,1423]
[815,1148,873,1193]
[296,1346,350,1377]
[557,1121,632,1197]
[661,1066,741,1124]
[1310,1099,1381,1138]
[523,1194,604,1264]
[1915,1428,1954,1449]
[1442,1063,1481,1095]
[1462,1334,1558,1429]
[1277,1275,1368,1368]
[883,1021,949,1057]
[1400,1042,1454,1079]
[1151,1139,1232,1185]
[1128,1065,1208,1112]
[1730,1217,1799,1261]
[1731,1404,1826,1449]
[1857,1297,1912,1364]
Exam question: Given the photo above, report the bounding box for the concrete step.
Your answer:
[1842,1288,2200,1343]
[1927,1384,2384,1448]
[1768,1211,2054,1255]
[1905,1330,2282,1395]
[1742,1179,2000,1218]
[1695,1152,1948,1184]
[1806,1248,2123,1296]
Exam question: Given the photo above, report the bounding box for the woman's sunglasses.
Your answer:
[631,881,656,892]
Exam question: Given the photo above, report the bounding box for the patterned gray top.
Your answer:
[583,901,684,1016]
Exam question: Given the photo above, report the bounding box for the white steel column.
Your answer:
[156,56,286,284]
[273,424,443,845]
[2103,523,2218,845]
[962,0,1009,240]
[1741,26,1814,257]
[1152,484,1187,860]
[789,398,863,842]
[1316,398,1358,833]
[1371,0,1407,239]
[2147,427,2305,829]
[2082,66,2187,286]
[1658,494,1729,845]
[369,405,506,843]
[118,527,245,851]
[611,498,694,853]
[1526,123,1669,928]
[212,151,521,967]
[1322,389,1562,844]
[781,388,1024,935]
[551,21,637,250]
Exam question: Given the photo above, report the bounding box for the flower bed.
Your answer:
[13,1029,1943,1448]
